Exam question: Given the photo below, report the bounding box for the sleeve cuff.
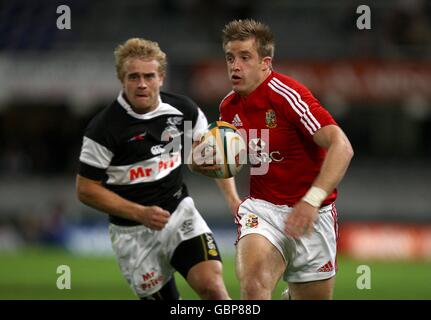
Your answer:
[78,161,107,181]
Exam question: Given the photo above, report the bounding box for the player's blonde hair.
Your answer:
[222,19,274,59]
[114,38,167,81]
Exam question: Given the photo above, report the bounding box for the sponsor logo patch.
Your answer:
[205,233,218,257]
[232,113,243,127]
[141,270,164,291]
[128,131,147,142]
[180,219,194,235]
[318,260,335,272]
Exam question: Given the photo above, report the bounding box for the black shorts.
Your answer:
[171,232,222,279]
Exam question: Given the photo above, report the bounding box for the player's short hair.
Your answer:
[222,19,274,59]
[114,38,167,81]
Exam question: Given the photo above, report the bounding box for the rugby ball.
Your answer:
[196,121,247,179]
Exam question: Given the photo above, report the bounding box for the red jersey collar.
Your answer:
[238,70,274,101]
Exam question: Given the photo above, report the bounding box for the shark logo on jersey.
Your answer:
[162,126,183,140]
[166,116,183,126]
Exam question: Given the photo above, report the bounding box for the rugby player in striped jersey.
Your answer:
[76,38,230,300]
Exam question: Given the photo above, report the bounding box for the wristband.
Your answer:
[302,186,328,208]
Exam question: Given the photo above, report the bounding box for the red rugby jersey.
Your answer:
[219,71,337,206]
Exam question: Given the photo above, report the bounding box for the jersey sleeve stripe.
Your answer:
[268,82,315,135]
[271,77,322,130]
[270,79,320,132]
[79,136,114,169]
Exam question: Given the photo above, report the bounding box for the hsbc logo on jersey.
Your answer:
[248,138,284,164]
[249,138,266,151]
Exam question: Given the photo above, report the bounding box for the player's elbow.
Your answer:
[332,128,354,163]
[347,143,354,161]
[341,137,354,163]
[76,183,89,204]
[75,177,95,205]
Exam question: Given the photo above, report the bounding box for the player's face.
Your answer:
[121,58,164,113]
[224,38,272,96]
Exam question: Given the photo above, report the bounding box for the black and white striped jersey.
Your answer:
[78,91,208,226]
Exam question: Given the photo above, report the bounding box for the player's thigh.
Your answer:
[236,233,286,286]
[288,276,335,300]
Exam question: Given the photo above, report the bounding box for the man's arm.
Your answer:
[309,124,354,194]
[215,177,242,215]
[187,140,242,214]
[285,125,353,238]
[76,175,170,230]
[187,140,222,175]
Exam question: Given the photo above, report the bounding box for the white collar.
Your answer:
[117,91,183,120]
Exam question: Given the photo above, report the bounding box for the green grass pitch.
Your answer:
[0,247,430,299]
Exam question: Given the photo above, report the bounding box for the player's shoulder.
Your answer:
[267,71,314,104]
[161,91,199,112]
[86,99,123,132]
[269,71,311,94]
[160,91,202,122]
[219,90,236,111]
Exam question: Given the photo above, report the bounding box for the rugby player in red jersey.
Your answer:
[215,19,353,300]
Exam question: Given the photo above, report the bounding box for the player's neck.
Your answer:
[239,69,272,98]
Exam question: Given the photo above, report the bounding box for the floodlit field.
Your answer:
[0,247,430,300]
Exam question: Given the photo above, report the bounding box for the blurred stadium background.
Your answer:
[0,0,430,299]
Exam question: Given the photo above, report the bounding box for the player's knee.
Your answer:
[194,277,228,300]
[241,278,270,292]
[239,274,273,299]
[186,260,229,299]
[191,264,229,299]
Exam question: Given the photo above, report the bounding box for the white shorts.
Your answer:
[109,197,212,298]
[236,197,338,283]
